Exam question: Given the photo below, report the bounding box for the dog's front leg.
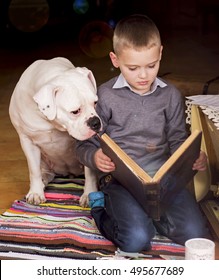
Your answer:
[79,166,98,207]
[19,134,46,205]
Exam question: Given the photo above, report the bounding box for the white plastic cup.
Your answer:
[185,238,215,260]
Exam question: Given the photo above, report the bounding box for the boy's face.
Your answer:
[110,45,163,94]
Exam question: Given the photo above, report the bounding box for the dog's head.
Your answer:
[33,67,102,140]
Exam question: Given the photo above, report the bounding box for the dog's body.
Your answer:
[9,57,100,205]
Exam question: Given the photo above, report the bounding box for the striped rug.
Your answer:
[0,178,185,260]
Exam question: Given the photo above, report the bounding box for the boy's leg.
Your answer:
[154,188,210,245]
[91,177,156,252]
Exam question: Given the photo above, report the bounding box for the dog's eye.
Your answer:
[71,109,80,115]
[94,101,97,108]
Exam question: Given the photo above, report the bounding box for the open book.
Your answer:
[98,130,202,220]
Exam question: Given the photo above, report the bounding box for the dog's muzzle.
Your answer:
[87,116,101,132]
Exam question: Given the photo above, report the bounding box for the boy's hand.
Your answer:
[94,148,115,173]
[192,151,207,171]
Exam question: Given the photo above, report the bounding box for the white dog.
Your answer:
[9,57,100,206]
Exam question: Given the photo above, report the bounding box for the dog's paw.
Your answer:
[80,180,98,208]
[26,192,46,205]
[79,193,89,208]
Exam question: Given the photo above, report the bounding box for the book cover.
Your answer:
[99,130,202,220]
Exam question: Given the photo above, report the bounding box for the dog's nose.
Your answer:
[87,116,101,132]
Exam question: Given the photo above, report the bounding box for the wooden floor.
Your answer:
[0,29,219,259]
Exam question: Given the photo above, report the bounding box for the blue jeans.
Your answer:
[91,177,210,252]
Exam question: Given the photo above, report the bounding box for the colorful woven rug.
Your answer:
[0,178,185,260]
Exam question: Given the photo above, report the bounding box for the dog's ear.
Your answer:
[76,67,97,90]
[33,85,57,120]
[87,70,97,90]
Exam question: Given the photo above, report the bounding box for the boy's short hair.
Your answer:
[113,14,161,55]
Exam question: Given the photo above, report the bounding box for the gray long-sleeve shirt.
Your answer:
[76,75,188,179]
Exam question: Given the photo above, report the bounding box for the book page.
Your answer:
[100,134,152,182]
[152,129,202,182]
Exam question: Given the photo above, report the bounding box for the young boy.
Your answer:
[76,14,209,252]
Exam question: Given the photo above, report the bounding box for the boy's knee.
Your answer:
[170,222,210,246]
[118,227,154,252]
[183,223,210,242]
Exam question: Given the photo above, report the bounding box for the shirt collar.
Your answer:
[113,73,167,95]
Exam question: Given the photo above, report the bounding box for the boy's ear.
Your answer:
[159,45,163,60]
[109,52,119,68]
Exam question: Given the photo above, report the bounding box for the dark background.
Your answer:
[0,0,219,88]
[0,1,219,48]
